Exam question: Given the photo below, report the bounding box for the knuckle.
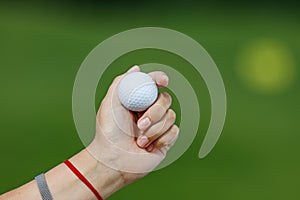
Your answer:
[158,71,166,75]
[171,125,179,135]
[113,75,123,83]
[160,92,172,106]
[168,109,176,121]
[148,104,164,122]
[147,134,156,142]
[156,139,165,148]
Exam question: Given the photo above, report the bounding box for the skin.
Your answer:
[0,66,179,200]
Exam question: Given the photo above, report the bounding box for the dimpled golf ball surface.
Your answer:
[118,72,158,112]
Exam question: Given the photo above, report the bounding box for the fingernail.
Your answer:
[160,75,169,86]
[127,65,140,73]
[138,117,151,130]
[137,135,149,147]
[146,144,154,152]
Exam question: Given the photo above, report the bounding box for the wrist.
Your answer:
[69,149,127,199]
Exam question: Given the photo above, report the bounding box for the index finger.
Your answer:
[148,71,169,88]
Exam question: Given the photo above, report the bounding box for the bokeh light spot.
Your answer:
[236,39,296,95]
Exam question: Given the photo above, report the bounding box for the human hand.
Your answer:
[88,65,179,179]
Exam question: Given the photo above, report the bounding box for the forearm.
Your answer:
[1,149,127,200]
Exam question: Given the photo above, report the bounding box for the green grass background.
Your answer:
[1,1,300,199]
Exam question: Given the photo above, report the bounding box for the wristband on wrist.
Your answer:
[35,173,53,200]
[64,160,104,200]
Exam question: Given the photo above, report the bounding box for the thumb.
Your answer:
[99,65,141,108]
[106,65,141,98]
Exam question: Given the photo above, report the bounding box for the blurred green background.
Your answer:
[1,0,300,199]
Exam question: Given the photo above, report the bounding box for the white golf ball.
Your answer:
[118,72,158,112]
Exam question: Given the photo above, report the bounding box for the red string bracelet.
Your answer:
[64,160,104,200]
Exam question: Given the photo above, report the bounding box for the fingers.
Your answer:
[136,109,176,148]
[148,71,169,87]
[147,125,179,153]
[137,92,172,131]
[100,65,179,154]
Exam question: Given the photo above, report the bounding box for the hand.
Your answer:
[88,65,179,178]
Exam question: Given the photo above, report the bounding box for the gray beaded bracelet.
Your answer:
[35,173,53,200]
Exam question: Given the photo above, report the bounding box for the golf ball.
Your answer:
[118,72,158,112]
